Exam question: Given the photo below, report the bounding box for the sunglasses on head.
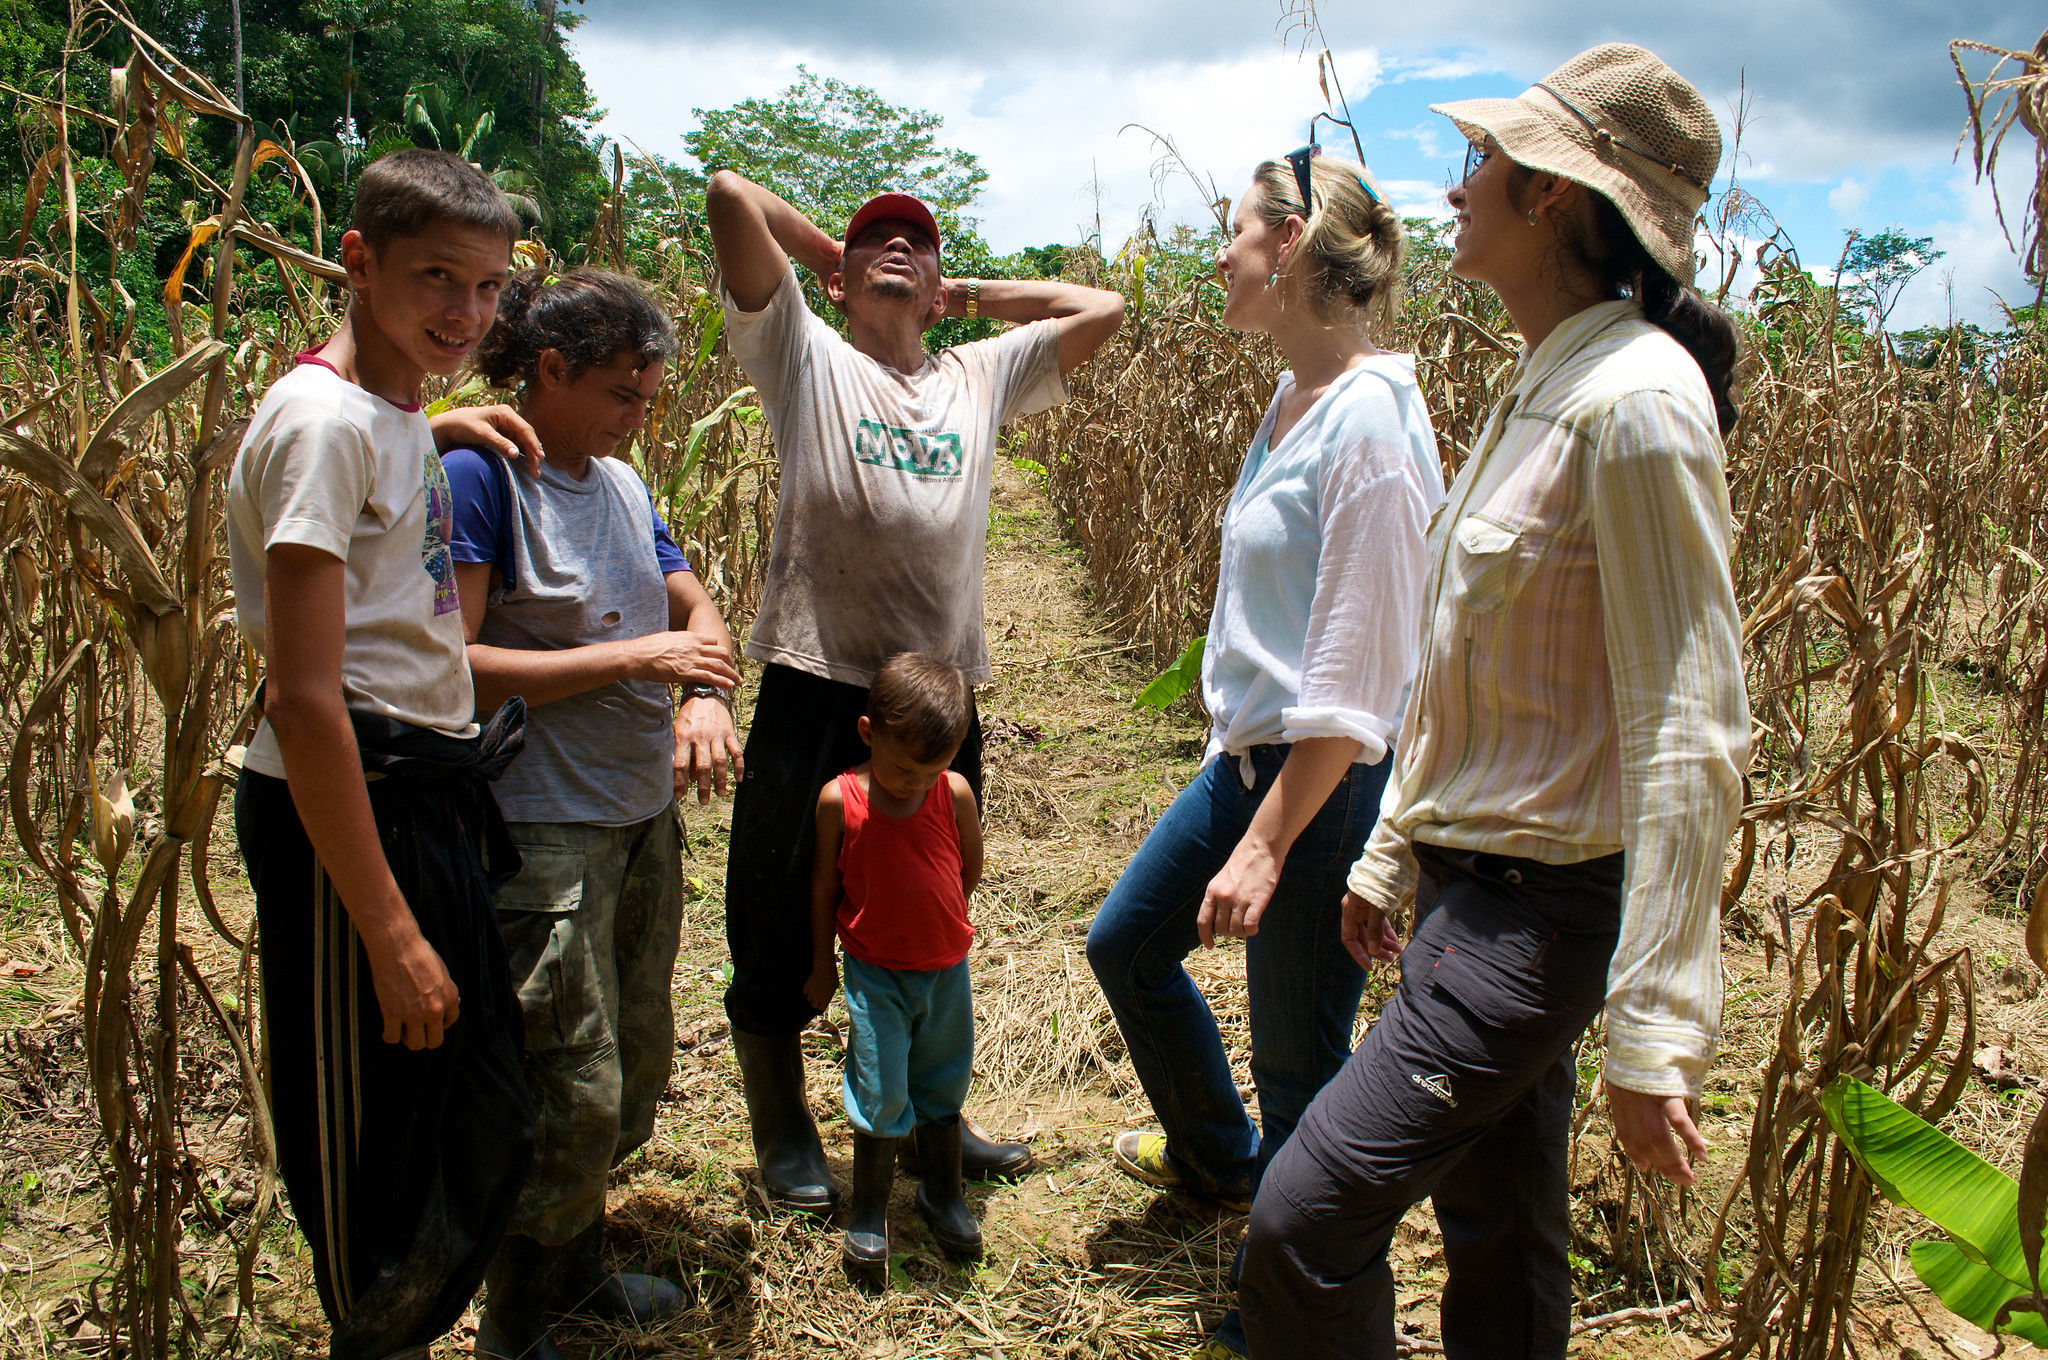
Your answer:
[1284,113,1382,215]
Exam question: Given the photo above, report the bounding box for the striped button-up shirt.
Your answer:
[1347,299,1749,1098]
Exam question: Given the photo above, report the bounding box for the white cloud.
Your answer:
[1827,177,1870,220]
[1889,161,2037,331]
[1380,121,1450,161]
[573,31,1387,255]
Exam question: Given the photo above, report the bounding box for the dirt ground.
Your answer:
[2,460,2044,1357]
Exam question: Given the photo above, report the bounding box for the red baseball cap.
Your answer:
[843,193,942,255]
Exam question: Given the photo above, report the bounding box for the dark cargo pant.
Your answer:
[495,805,685,1245]
[1239,844,1624,1360]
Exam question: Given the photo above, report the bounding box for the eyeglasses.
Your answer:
[1284,114,1382,217]
[1461,141,1493,185]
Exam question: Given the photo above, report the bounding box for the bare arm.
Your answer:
[1200,735,1362,947]
[455,560,740,710]
[263,544,459,1050]
[951,772,984,899]
[941,276,1125,375]
[804,784,846,1011]
[705,169,843,312]
[668,569,745,802]
[429,404,542,474]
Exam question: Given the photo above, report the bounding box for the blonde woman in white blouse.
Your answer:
[1239,45,1750,1359]
[1086,144,1441,1359]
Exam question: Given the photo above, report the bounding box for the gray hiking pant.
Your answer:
[1239,844,1623,1359]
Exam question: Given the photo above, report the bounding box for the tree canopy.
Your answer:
[683,67,986,242]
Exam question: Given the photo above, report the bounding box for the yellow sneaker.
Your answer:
[1189,1337,1247,1359]
[1111,1131,1251,1213]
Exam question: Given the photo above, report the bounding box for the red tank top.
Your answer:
[835,770,973,971]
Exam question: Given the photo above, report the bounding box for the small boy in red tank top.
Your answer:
[805,652,986,1287]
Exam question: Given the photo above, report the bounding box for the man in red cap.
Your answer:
[704,170,1124,1210]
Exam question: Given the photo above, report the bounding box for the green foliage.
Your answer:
[1135,634,1205,713]
[684,67,986,238]
[1842,227,1945,331]
[1820,1073,2048,1345]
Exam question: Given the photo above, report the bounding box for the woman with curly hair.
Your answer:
[442,267,743,1360]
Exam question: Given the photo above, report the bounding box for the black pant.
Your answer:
[723,662,981,1036]
[238,764,534,1360]
[1239,844,1623,1360]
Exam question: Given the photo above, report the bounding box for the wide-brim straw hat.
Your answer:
[1432,43,1720,286]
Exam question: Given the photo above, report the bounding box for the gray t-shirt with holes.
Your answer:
[445,449,678,827]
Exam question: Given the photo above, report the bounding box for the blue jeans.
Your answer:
[1087,745,1383,1198]
[840,954,974,1138]
[1089,745,1385,1354]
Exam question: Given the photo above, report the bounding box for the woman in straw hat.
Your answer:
[1086,142,1442,1359]
[1236,44,1749,1357]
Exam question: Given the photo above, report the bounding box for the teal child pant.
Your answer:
[840,954,973,1138]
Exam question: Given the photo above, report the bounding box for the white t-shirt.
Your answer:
[723,264,1066,686]
[228,359,477,780]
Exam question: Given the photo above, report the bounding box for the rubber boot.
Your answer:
[475,1234,571,1360]
[911,1116,983,1261]
[902,1112,1033,1183]
[841,1131,899,1290]
[731,1029,835,1213]
[552,1214,685,1324]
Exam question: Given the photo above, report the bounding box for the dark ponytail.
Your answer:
[1573,195,1742,437]
[472,267,678,388]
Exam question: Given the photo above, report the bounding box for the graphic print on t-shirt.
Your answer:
[421,449,460,616]
[854,417,963,478]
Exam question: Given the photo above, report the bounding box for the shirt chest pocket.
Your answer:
[1448,514,1546,616]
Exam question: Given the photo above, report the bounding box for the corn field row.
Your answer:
[0,4,2043,1357]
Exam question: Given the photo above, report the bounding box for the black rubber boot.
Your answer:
[475,1234,571,1360]
[911,1116,983,1261]
[732,1029,835,1214]
[901,1113,1033,1183]
[552,1214,685,1324]
[841,1131,899,1290]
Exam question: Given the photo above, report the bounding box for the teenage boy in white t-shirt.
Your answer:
[228,148,543,1360]
[703,170,1124,1211]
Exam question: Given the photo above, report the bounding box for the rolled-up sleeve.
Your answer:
[1348,800,1421,910]
[1592,390,1750,1098]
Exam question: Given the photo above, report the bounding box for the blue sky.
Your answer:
[570,1,2039,330]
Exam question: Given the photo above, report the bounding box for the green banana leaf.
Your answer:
[1135,634,1203,712]
[1823,1073,2046,1341]
[1912,1241,2048,1347]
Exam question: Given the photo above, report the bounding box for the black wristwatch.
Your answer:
[685,684,733,707]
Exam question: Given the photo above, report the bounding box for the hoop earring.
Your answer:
[1526,209,1539,226]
